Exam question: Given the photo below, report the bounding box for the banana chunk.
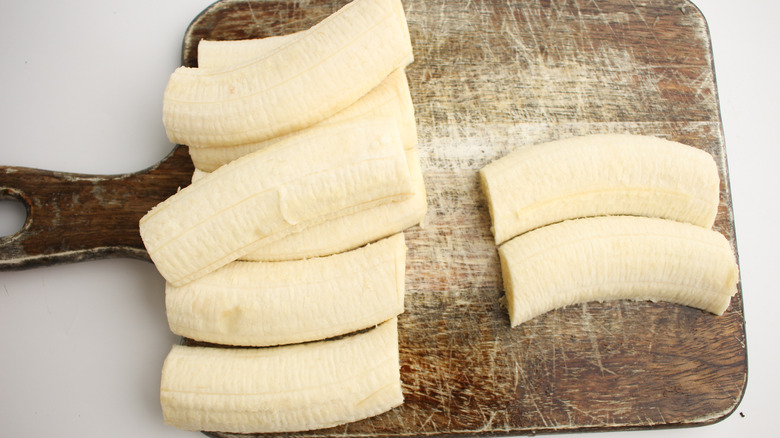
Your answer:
[160,318,403,433]
[163,0,413,148]
[140,118,413,286]
[188,69,418,171]
[165,234,406,346]
[499,216,739,326]
[479,134,721,245]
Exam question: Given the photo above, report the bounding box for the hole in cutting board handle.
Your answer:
[0,190,30,238]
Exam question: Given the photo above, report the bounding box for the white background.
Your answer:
[0,0,777,437]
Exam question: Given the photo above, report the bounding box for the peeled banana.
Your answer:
[163,0,413,148]
[246,148,425,261]
[140,118,413,286]
[188,69,418,171]
[160,318,403,433]
[197,33,302,69]
[190,168,207,184]
[479,134,721,245]
[499,216,739,326]
[190,147,426,262]
[165,233,406,346]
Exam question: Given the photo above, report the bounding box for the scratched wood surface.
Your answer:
[182,0,746,437]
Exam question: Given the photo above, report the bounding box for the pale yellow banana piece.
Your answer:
[163,0,413,148]
[190,168,207,184]
[165,233,406,346]
[197,33,302,69]
[499,216,739,327]
[140,118,413,286]
[160,318,403,433]
[191,147,426,261]
[188,69,418,171]
[479,134,721,245]
[244,148,425,261]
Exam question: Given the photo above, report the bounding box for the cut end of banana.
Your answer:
[480,133,721,245]
[499,216,739,326]
[160,318,403,434]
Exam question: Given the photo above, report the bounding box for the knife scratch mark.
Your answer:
[476,410,498,432]
[245,0,260,28]
[561,399,604,423]
[582,304,616,376]
[517,363,551,427]
[627,0,672,60]
[587,0,619,41]
[419,409,437,430]
[692,70,716,101]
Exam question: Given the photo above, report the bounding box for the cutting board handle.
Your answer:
[0,145,193,270]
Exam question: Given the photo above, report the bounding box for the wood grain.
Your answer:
[182,0,745,436]
[0,146,193,268]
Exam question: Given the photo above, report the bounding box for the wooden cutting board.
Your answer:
[0,0,746,436]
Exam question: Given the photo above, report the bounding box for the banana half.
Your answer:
[499,216,740,326]
[479,134,721,245]
[191,147,426,262]
[165,233,406,347]
[188,69,418,172]
[160,318,403,433]
[140,118,413,286]
[163,0,413,148]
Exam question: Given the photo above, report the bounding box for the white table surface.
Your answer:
[1,0,777,436]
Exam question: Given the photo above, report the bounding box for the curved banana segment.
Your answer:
[193,152,426,261]
[188,69,418,171]
[499,216,739,327]
[197,33,302,69]
[479,134,721,245]
[192,148,426,262]
[163,0,413,148]
[160,318,403,433]
[140,118,413,286]
[166,234,406,346]
[241,148,425,261]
